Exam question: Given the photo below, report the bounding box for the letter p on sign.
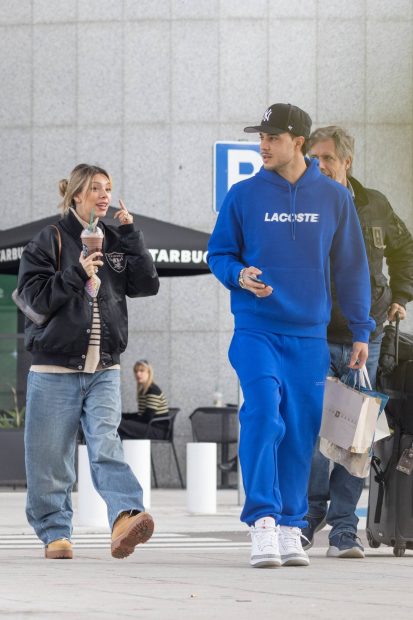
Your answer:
[213,141,261,213]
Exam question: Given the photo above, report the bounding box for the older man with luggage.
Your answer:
[304,126,413,558]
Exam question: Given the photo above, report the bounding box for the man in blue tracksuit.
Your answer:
[207,103,375,569]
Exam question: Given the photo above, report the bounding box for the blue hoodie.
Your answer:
[207,159,375,343]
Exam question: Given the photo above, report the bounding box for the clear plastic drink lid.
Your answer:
[81,227,104,237]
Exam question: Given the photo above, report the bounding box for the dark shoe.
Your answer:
[327,532,365,558]
[111,511,154,559]
[300,514,327,550]
[218,456,238,472]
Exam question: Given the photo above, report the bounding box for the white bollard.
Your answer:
[77,444,108,527]
[186,442,217,514]
[122,439,151,509]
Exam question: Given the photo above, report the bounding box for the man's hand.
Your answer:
[240,266,273,298]
[387,303,406,321]
[348,341,369,369]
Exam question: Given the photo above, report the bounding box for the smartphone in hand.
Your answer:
[247,274,270,288]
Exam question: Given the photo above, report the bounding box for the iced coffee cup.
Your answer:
[81,226,104,257]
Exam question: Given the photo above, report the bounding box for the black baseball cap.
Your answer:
[244,103,312,139]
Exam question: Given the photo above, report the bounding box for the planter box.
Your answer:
[0,428,26,486]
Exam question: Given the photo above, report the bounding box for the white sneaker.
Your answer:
[250,517,281,568]
[279,526,310,566]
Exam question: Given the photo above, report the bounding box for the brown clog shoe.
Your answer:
[111,511,154,559]
[45,538,73,559]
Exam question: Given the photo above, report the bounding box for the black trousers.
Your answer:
[118,414,167,440]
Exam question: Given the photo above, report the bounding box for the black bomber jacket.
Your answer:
[328,176,413,344]
[17,210,159,369]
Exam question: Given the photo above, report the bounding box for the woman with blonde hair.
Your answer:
[118,359,169,440]
[17,163,159,561]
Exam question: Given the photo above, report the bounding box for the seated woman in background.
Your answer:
[118,360,169,440]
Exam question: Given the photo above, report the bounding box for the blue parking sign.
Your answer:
[213,141,261,213]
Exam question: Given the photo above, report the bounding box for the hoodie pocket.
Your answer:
[256,267,329,325]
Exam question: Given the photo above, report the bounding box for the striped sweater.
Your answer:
[137,383,168,422]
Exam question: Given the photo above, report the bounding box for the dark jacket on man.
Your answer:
[17,210,159,368]
[328,176,413,344]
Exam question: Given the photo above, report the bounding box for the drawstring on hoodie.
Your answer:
[288,184,298,240]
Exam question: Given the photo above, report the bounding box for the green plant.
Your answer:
[0,386,25,428]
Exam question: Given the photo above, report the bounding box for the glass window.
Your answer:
[0,275,18,411]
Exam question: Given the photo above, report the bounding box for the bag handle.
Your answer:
[346,366,372,391]
[359,366,372,390]
[49,224,62,271]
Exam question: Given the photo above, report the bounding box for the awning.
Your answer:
[0,207,211,277]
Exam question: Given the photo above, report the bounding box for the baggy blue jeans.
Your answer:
[25,370,144,545]
[307,336,383,537]
[229,329,331,527]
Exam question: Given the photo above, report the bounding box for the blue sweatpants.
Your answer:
[228,329,330,527]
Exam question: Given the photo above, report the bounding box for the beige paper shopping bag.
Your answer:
[319,376,382,453]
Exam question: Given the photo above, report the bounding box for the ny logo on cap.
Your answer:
[262,107,272,122]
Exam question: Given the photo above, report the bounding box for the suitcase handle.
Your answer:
[394,312,400,366]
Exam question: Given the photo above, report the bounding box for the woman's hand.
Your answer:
[114,199,133,225]
[79,251,103,278]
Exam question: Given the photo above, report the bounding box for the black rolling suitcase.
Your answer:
[377,314,413,434]
[366,428,413,556]
[366,315,413,556]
